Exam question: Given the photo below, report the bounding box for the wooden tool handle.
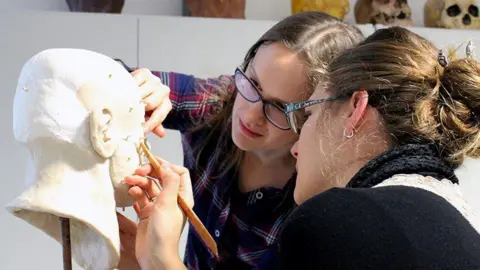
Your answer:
[140,142,219,258]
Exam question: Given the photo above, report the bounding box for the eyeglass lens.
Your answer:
[234,69,289,130]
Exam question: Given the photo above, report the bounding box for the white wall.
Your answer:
[0,0,432,26]
[0,9,479,270]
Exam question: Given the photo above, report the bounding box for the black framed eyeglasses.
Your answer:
[234,68,290,130]
[285,97,339,135]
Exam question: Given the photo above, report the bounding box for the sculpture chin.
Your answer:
[110,140,142,207]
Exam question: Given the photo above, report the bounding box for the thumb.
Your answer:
[157,163,181,202]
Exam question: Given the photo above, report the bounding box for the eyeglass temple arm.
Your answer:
[285,97,338,112]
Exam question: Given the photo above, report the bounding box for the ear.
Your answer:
[344,90,369,137]
[90,108,119,158]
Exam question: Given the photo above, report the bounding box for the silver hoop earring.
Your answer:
[343,128,354,139]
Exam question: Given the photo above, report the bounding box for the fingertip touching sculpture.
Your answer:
[6,48,147,269]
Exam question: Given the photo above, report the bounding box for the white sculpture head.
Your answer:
[6,48,146,269]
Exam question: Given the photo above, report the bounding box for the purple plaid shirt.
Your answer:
[152,71,296,270]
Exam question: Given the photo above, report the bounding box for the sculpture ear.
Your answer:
[90,108,118,158]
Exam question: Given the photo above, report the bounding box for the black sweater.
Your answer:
[279,185,480,270]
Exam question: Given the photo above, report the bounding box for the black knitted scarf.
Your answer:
[346,144,459,188]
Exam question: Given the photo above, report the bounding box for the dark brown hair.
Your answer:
[190,12,365,178]
[327,26,480,166]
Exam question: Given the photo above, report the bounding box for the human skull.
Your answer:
[355,0,413,26]
[425,0,480,29]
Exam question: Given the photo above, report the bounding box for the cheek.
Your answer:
[232,95,249,113]
[109,140,141,207]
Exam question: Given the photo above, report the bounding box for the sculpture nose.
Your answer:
[463,14,472,25]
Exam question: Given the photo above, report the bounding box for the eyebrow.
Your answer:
[249,62,289,105]
[249,65,262,90]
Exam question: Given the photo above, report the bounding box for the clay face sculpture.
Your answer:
[425,0,480,29]
[355,0,414,26]
[6,48,146,269]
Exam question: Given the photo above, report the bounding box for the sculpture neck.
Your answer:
[25,137,110,191]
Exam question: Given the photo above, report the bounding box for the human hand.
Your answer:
[125,158,193,269]
[116,212,141,270]
[131,68,172,137]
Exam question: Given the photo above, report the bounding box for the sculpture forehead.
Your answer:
[18,48,140,105]
[13,48,141,144]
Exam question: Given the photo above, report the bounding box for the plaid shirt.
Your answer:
[152,71,296,270]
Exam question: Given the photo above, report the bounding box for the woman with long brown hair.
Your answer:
[118,11,364,269]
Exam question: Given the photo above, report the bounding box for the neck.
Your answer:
[238,149,295,192]
[331,160,368,188]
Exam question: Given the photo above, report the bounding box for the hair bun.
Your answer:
[433,58,480,165]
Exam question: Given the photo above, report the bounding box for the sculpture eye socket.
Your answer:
[469,5,479,17]
[447,4,462,17]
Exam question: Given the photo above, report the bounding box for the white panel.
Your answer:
[0,10,138,270]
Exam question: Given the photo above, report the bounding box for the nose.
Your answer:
[291,141,299,159]
[243,101,266,127]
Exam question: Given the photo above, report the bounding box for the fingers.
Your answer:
[133,201,153,221]
[144,98,172,135]
[131,68,150,88]
[128,186,150,210]
[166,163,194,208]
[125,174,161,199]
[143,83,170,111]
[156,164,181,203]
[152,125,166,138]
[131,68,172,135]
[134,163,155,177]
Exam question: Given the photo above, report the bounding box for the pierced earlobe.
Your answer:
[343,127,354,139]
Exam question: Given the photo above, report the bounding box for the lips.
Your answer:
[239,119,262,138]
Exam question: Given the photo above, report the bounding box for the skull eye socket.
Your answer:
[469,5,479,17]
[447,4,462,17]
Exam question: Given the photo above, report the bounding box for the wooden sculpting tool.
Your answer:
[139,142,219,259]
